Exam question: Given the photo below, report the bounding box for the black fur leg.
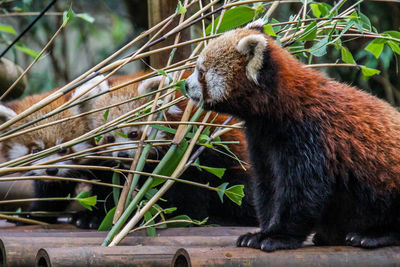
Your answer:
[345,232,400,248]
[237,232,302,252]
[237,232,266,249]
[312,233,329,246]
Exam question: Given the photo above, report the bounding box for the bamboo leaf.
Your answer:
[225,185,245,206]
[103,109,109,122]
[361,66,381,79]
[365,39,385,59]
[0,24,16,35]
[98,207,116,231]
[144,211,156,237]
[95,135,103,145]
[341,46,356,64]
[151,139,189,187]
[163,207,177,214]
[298,21,317,41]
[387,40,400,55]
[195,165,226,179]
[166,215,192,227]
[113,131,128,139]
[205,6,255,35]
[310,36,329,57]
[216,182,229,203]
[76,193,97,211]
[174,80,187,97]
[176,0,187,14]
[14,44,39,58]
[264,24,276,37]
[77,13,95,23]
[112,172,121,206]
[156,69,173,83]
[62,6,75,28]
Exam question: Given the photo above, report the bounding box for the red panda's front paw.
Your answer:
[237,232,303,252]
[237,232,266,249]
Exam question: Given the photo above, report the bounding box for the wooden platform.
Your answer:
[0,221,399,267]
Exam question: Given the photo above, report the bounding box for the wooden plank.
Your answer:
[1,235,237,267]
[36,246,177,267]
[172,246,400,267]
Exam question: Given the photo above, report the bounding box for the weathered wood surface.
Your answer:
[172,246,400,267]
[0,235,240,267]
[36,246,177,267]
[0,223,399,267]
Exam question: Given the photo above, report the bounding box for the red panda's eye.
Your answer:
[107,136,115,143]
[128,131,138,139]
[59,148,68,155]
[198,69,205,79]
[32,148,41,154]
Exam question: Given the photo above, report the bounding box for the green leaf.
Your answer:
[167,215,192,227]
[76,191,90,199]
[310,3,322,18]
[98,207,116,231]
[76,192,97,211]
[298,21,317,41]
[387,40,400,55]
[15,44,39,58]
[113,131,128,139]
[62,6,75,28]
[103,109,109,121]
[150,124,177,135]
[176,0,187,15]
[151,139,189,187]
[174,80,187,97]
[112,172,121,206]
[264,24,276,37]
[144,211,156,237]
[216,182,229,203]
[255,4,265,15]
[361,66,381,79]
[95,135,103,145]
[205,6,255,35]
[341,46,356,64]
[156,69,173,83]
[309,36,329,57]
[383,30,400,39]
[225,185,245,206]
[0,24,16,35]
[359,12,372,32]
[365,39,385,59]
[163,207,177,214]
[195,165,225,179]
[77,13,95,23]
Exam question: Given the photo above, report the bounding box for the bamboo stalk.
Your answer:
[108,111,212,246]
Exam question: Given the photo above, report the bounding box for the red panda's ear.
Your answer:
[245,19,265,33]
[70,75,110,115]
[0,104,17,124]
[237,34,268,84]
[137,76,164,96]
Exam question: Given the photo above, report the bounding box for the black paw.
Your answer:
[312,233,328,246]
[345,232,400,248]
[237,232,265,249]
[72,212,101,229]
[237,232,303,252]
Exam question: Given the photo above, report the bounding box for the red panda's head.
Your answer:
[186,20,277,118]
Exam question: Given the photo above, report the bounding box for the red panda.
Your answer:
[85,72,258,226]
[185,19,400,251]
[0,78,106,227]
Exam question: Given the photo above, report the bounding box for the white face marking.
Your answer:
[0,105,17,123]
[186,69,203,103]
[33,153,73,177]
[73,142,91,154]
[205,69,226,103]
[8,144,29,160]
[167,104,183,115]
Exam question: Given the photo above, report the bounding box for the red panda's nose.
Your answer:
[46,168,58,176]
